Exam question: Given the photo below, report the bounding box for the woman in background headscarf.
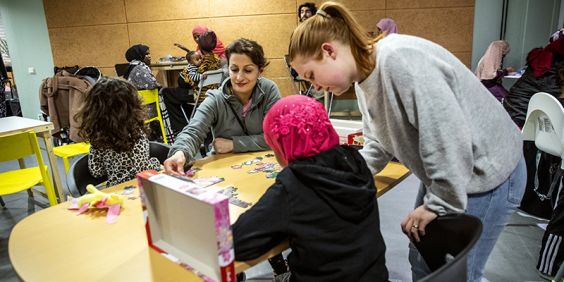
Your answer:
[174,25,226,59]
[375,18,398,37]
[475,40,513,102]
[124,44,159,90]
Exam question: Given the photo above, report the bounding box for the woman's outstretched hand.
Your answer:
[400,205,438,242]
[163,151,187,175]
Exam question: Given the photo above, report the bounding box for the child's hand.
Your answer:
[505,66,515,73]
[213,138,234,154]
[163,151,188,175]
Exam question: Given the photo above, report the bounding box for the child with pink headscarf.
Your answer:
[232,95,389,282]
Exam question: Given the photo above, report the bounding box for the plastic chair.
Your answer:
[138,89,168,144]
[522,92,564,162]
[53,142,90,172]
[66,141,170,197]
[114,63,130,77]
[149,141,171,164]
[66,154,107,197]
[522,92,564,281]
[0,131,58,206]
[187,69,225,120]
[522,92,564,199]
[413,214,482,282]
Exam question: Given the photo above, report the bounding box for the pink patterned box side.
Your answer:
[136,171,236,282]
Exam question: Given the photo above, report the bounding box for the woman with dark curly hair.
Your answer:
[74,77,161,186]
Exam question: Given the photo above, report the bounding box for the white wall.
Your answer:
[472,0,562,72]
[0,0,54,119]
[471,0,504,71]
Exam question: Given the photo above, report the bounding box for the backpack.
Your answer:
[39,70,93,143]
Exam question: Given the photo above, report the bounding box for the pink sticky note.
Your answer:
[77,203,90,215]
[106,204,121,224]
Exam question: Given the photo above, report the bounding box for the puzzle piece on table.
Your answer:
[121,185,136,195]
[214,186,252,208]
[229,197,252,208]
[193,176,224,188]
[266,172,278,179]
[185,167,201,177]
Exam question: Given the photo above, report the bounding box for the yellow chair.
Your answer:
[0,131,58,206]
[53,142,90,172]
[138,89,168,144]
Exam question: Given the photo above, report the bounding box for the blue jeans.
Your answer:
[409,156,526,282]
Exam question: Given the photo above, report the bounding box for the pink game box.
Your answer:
[137,171,236,282]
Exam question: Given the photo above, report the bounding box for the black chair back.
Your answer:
[114,63,130,78]
[66,142,171,196]
[413,214,482,282]
[149,141,171,164]
[66,154,107,197]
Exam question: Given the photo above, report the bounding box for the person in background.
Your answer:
[74,78,161,187]
[504,36,564,127]
[298,2,317,23]
[164,38,280,173]
[124,44,159,90]
[475,40,513,102]
[550,26,564,43]
[194,31,222,103]
[232,95,389,282]
[174,25,226,60]
[288,2,526,281]
[162,31,223,142]
[375,18,398,36]
[181,50,203,89]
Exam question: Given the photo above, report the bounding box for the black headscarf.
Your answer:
[124,44,149,79]
[125,44,149,62]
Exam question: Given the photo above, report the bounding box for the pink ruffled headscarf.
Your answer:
[263,95,339,166]
[376,18,398,35]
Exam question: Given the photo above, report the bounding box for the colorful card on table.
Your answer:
[137,171,235,282]
[194,176,225,188]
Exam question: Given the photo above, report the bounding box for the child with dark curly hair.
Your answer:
[74,78,161,186]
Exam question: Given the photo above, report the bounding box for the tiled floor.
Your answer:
[0,156,548,281]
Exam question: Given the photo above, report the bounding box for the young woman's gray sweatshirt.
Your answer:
[356,34,523,215]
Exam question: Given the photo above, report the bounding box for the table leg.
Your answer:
[156,70,169,88]
[40,132,65,202]
[17,159,34,198]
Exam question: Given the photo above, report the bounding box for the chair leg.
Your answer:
[157,120,168,144]
[0,196,5,208]
[63,157,71,173]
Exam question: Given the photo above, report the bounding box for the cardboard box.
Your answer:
[330,119,363,144]
[137,171,236,282]
[347,132,364,146]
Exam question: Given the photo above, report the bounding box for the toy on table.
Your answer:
[68,184,125,224]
